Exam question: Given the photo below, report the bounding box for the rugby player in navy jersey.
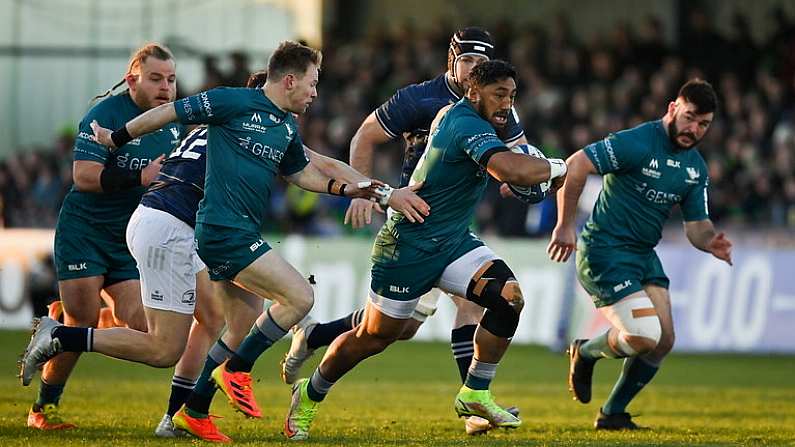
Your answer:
[20,43,185,431]
[280,27,527,435]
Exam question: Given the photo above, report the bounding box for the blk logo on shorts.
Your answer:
[389,285,410,294]
[151,290,164,301]
[250,239,266,252]
[67,262,87,271]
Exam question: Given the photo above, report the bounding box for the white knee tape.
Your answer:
[609,296,662,355]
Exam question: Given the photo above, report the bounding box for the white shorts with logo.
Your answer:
[126,205,205,315]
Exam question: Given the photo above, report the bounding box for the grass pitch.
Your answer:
[1,330,793,446]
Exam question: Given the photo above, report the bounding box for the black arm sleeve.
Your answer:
[100,167,142,193]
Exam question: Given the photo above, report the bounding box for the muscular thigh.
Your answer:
[644,284,674,337]
[103,279,146,330]
[233,249,310,302]
[58,276,104,325]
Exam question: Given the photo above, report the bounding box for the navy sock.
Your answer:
[306,308,363,350]
[52,326,93,352]
[35,379,65,408]
[306,368,335,402]
[167,375,196,416]
[227,308,288,373]
[450,325,477,383]
[463,359,498,390]
[603,356,660,414]
[185,340,233,417]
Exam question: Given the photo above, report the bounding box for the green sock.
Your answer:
[35,379,65,408]
[603,356,659,415]
[580,331,621,360]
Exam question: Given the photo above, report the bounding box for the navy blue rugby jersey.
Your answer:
[140,126,208,227]
[374,73,524,187]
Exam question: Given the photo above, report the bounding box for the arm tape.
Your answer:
[100,167,141,193]
[110,125,134,148]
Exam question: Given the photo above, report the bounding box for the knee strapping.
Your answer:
[613,297,662,355]
[466,260,523,338]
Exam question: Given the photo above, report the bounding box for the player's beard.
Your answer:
[668,116,701,150]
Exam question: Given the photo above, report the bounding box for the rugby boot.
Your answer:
[281,316,318,384]
[283,378,319,440]
[454,385,521,429]
[27,404,76,430]
[568,338,596,403]
[464,405,520,435]
[211,359,262,418]
[154,413,187,438]
[594,408,640,430]
[172,408,230,443]
[20,317,63,386]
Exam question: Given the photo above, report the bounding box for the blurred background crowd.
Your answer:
[2,6,794,241]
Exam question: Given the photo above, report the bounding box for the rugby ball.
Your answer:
[506,143,551,204]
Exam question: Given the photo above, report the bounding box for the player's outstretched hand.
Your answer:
[344,198,383,229]
[387,182,429,224]
[707,232,733,265]
[141,155,165,186]
[547,224,577,263]
[89,120,116,149]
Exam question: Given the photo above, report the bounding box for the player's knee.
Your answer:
[150,344,185,368]
[617,318,662,355]
[291,282,315,316]
[466,260,523,338]
[195,307,225,337]
[113,306,146,330]
[655,329,675,356]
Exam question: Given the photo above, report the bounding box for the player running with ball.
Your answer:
[283,60,567,440]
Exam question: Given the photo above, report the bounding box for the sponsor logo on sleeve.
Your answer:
[182,98,195,120]
[199,91,213,117]
[685,167,700,184]
[603,136,620,170]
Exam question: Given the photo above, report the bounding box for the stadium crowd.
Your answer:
[2,8,794,237]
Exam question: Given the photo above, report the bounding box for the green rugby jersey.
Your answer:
[174,88,309,232]
[580,119,709,250]
[62,92,184,224]
[385,98,506,247]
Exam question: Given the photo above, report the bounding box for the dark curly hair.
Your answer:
[678,79,718,114]
[468,60,517,89]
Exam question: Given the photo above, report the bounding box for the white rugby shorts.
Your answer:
[126,205,205,315]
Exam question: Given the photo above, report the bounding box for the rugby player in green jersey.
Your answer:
[90,41,428,442]
[548,79,733,430]
[24,43,191,431]
[283,60,568,440]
